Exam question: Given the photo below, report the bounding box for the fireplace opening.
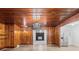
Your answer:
[36,32,44,41]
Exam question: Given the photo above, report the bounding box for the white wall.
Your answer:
[71,24,79,47]
[60,25,73,47]
[60,21,79,47]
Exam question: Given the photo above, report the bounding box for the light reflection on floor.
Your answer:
[1,44,79,51]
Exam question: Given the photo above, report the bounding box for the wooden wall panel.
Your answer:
[0,39,5,49]
[5,24,15,48]
[47,27,55,44]
[0,23,5,49]
[14,25,33,45]
[47,27,60,46]
[20,30,32,45]
[14,25,21,47]
[54,27,60,47]
[26,30,32,44]
[14,30,21,46]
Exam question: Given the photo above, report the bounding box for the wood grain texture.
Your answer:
[47,27,55,44]
[54,27,60,47]
[5,24,15,48]
[0,23,5,49]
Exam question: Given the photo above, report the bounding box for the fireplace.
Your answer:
[33,30,47,45]
[36,32,44,41]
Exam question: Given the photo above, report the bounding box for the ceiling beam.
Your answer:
[56,12,79,27]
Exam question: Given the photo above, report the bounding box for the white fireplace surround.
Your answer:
[33,30,48,45]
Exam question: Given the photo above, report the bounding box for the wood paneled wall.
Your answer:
[54,27,60,47]
[14,25,33,45]
[0,22,17,49]
[14,25,21,47]
[20,30,32,45]
[0,24,60,49]
[47,27,60,47]
[5,24,15,48]
[48,27,55,44]
[0,23,5,49]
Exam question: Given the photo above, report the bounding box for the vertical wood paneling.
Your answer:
[47,27,60,47]
[14,25,21,47]
[48,27,55,44]
[20,30,32,45]
[54,27,60,47]
[5,24,15,48]
[0,23,5,49]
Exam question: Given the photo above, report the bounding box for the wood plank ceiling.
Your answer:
[0,8,79,27]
